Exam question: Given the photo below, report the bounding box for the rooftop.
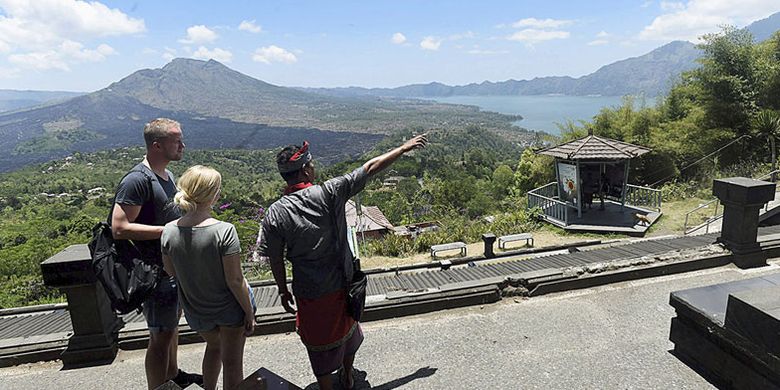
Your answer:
[537,134,651,160]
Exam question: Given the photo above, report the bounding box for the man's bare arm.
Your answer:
[362,134,428,177]
[111,203,164,240]
[268,253,296,314]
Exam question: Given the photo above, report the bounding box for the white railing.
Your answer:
[527,182,570,225]
[683,169,780,235]
[625,184,662,211]
[683,199,721,235]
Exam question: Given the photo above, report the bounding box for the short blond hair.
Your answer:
[174,165,222,214]
[143,118,180,147]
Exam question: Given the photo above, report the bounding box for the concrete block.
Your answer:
[725,286,780,357]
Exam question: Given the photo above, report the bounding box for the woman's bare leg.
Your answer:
[218,325,247,390]
[199,329,222,390]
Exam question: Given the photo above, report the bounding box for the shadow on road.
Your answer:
[304,366,438,389]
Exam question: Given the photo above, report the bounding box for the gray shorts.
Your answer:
[184,287,257,333]
[142,276,180,333]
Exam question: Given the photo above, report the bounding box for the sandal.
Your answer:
[338,366,355,390]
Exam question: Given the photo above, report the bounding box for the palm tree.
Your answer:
[752,110,780,181]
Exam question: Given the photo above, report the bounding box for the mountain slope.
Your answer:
[747,11,780,41]
[0,59,526,172]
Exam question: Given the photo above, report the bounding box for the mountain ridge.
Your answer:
[303,12,780,98]
[0,59,527,172]
[303,40,700,98]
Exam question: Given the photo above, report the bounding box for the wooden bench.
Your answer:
[430,241,467,259]
[498,233,534,249]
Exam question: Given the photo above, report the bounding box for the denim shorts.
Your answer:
[185,286,257,333]
[142,276,180,332]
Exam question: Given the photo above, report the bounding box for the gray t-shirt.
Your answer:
[161,221,242,322]
[114,163,181,264]
[258,167,369,300]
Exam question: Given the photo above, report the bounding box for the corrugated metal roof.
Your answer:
[537,135,651,160]
[345,200,393,233]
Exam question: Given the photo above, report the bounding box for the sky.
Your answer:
[1,0,779,92]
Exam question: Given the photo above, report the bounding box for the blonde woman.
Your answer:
[161,165,255,390]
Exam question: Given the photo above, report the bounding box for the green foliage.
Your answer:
[13,128,104,154]
[361,207,540,258]
[0,147,283,308]
[513,148,555,194]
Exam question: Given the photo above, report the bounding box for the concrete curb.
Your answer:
[0,247,744,367]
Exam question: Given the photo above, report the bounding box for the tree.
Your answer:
[514,148,555,194]
[752,110,780,177]
[491,164,515,200]
[695,27,760,137]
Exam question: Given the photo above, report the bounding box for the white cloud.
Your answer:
[238,20,262,33]
[449,31,475,41]
[0,0,141,71]
[506,29,570,44]
[639,0,780,41]
[588,39,609,46]
[0,0,142,51]
[660,1,685,11]
[179,25,218,44]
[191,46,232,63]
[391,32,406,44]
[641,1,653,8]
[252,45,297,64]
[588,31,610,45]
[420,36,442,50]
[512,18,572,29]
[467,49,509,55]
[0,0,145,48]
[162,47,177,62]
[8,40,115,70]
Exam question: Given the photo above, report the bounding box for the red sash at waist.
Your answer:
[296,289,356,351]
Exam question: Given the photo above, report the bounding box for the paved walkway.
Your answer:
[4,264,780,389]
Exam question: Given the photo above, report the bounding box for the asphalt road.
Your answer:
[4,263,779,389]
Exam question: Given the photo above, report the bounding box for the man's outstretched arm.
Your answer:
[362,134,428,177]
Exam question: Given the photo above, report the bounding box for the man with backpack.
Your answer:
[111,118,202,389]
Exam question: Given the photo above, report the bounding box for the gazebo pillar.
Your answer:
[621,159,630,208]
[576,160,582,218]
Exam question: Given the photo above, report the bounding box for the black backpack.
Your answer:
[88,169,162,315]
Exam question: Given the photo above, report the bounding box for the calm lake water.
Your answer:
[426,95,625,135]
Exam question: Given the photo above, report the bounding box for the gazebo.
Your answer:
[527,132,662,235]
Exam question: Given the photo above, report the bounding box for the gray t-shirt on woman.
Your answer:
[161,221,242,322]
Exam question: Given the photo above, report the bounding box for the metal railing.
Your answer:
[683,199,721,235]
[625,184,662,211]
[683,169,780,235]
[527,182,569,225]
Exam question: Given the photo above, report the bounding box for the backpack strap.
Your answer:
[106,166,161,224]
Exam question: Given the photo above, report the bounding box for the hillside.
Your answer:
[0,58,529,172]
[0,124,526,307]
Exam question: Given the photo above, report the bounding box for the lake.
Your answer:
[425,95,626,135]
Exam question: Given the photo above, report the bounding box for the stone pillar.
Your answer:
[40,244,123,368]
[482,233,496,258]
[713,177,776,268]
